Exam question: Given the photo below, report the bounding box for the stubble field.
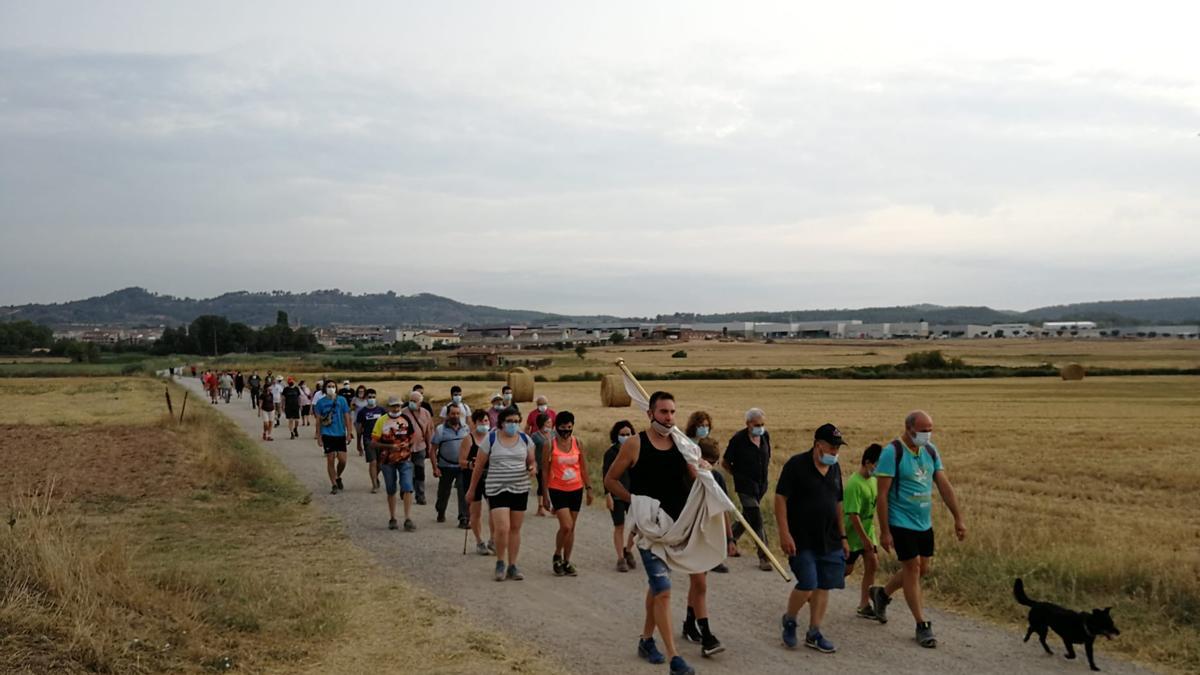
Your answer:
[364,372,1200,671]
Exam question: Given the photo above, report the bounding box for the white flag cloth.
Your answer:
[622,369,737,574]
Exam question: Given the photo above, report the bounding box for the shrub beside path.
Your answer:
[179,376,1158,675]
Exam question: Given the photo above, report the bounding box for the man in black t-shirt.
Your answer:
[774,423,849,655]
[281,378,302,439]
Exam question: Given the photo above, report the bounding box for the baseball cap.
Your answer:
[342,380,350,387]
[814,423,846,447]
[387,395,403,406]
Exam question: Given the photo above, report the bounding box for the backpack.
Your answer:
[889,439,939,497]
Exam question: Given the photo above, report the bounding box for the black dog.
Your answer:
[1014,578,1120,671]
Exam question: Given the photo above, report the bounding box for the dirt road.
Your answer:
[180,377,1155,674]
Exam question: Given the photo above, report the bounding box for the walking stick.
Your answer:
[463,521,469,555]
[615,359,792,582]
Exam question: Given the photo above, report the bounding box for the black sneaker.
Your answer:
[711,563,730,573]
[916,621,937,648]
[436,512,446,523]
[336,477,344,490]
[563,561,578,577]
[682,618,702,644]
[330,484,338,494]
[553,555,565,576]
[403,518,415,532]
[388,518,398,530]
[700,632,724,657]
[457,520,469,530]
[857,605,879,620]
[416,496,427,505]
[869,585,890,624]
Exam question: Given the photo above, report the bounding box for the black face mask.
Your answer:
[557,428,572,438]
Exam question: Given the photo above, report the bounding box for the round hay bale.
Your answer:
[600,374,632,407]
[507,370,535,402]
[510,366,532,375]
[1060,363,1086,381]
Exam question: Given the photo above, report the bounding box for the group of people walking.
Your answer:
[204,371,966,675]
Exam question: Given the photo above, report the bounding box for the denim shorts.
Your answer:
[639,547,671,596]
[381,460,414,496]
[789,548,846,591]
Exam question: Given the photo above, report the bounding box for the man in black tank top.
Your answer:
[605,391,709,675]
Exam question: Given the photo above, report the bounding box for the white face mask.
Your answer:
[911,431,932,447]
[326,387,336,396]
[537,404,547,412]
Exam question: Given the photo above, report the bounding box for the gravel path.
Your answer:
[180,377,1155,675]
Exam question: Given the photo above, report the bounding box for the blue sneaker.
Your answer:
[805,628,836,653]
[669,655,695,675]
[781,614,798,649]
[637,637,665,665]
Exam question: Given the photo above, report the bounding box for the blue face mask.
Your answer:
[408,401,418,411]
[750,426,766,437]
[819,452,839,466]
[367,398,377,407]
[503,422,520,435]
[452,395,462,403]
[476,424,490,434]
[695,426,710,439]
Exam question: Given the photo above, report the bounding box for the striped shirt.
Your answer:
[482,431,533,496]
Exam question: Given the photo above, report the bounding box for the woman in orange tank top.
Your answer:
[540,411,593,576]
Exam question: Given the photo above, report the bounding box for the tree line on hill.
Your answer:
[151,311,323,356]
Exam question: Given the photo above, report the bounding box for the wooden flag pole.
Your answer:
[614,359,791,582]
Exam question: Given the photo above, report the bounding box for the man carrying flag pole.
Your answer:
[604,360,790,675]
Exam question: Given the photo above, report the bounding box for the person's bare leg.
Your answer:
[508,511,526,564]
[899,558,926,622]
[688,572,708,619]
[469,501,483,544]
[652,592,678,658]
[786,588,813,616]
[368,460,379,490]
[492,509,511,564]
[335,452,347,479]
[861,553,878,609]
[563,510,579,560]
[642,589,655,636]
[325,453,337,486]
[809,589,830,629]
[613,524,625,561]
[554,508,571,557]
[386,493,397,520]
[402,491,413,519]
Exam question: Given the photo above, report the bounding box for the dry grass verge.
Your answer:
[0,379,562,674]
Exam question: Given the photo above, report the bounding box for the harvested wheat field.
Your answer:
[365,373,1200,671]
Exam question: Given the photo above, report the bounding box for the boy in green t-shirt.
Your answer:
[843,443,882,619]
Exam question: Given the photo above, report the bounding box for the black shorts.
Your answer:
[301,404,312,416]
[548,488,583,512]
[321,435,349,455]
[891,526,935,562]
[610,498,630,527]
[285,404,300,420]
[846,545,876,566]
[467,470,487,502]
[486,490,528,512]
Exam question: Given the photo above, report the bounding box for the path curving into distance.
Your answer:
[178,376,1156,675]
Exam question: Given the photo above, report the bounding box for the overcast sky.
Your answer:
[2,1,1198,315]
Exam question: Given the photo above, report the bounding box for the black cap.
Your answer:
[814,423,846,447]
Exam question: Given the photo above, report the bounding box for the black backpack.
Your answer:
[889,439,939,497]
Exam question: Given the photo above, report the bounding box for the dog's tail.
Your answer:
[1013,578,1034,606]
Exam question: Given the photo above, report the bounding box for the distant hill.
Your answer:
[673,297,1200,326]
[0,287,611,328]
[2,287,1197,328]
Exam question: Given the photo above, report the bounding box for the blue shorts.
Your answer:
[639,547,671,596]
[789,548,846,591]
[381,461,414,496]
